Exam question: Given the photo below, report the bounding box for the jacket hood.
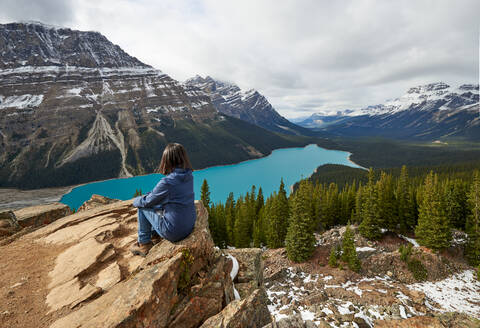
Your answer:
[171,168,193,182]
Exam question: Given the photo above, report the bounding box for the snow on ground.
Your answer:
[266,268,403,327]
[356,246,376,252]
[226,254,241,300]
[408,270,480,319]
[399,234,420,247]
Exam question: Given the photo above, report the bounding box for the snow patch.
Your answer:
[226,254,241,300]
[408,270,480,319]
[0,94,43,109]
[399,234,420,247]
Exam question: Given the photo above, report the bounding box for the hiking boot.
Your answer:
[130,241,153,257]
[151,232,163,245]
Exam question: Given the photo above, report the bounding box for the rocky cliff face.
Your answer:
[185,75,313,136]
[0,22,306,189]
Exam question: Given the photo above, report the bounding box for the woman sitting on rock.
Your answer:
[131,143,196,257]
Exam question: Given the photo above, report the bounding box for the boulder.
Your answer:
[200,288,271,328]
[77,194,120,212]
[13,202,71,228]
[0,210,20,236]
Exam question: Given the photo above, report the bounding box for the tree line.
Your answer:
[200,166,480,266]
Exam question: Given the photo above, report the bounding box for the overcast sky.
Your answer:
[0,0,478,118]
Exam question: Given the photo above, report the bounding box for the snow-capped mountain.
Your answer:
[0,22,303,188]
[297,82,479,140]
[185,75,312,135]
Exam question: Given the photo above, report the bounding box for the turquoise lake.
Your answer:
[61,144,361,209]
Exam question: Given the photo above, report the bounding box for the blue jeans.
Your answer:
[137,208,162,244]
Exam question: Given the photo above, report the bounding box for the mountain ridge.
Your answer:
[0,22,313,189]
[296,82,479,140]
[185,75,316,136]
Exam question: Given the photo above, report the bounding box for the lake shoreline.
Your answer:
[0,143,363,210]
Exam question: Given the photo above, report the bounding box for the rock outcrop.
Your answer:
[0,198,270,328]
[0,202,71,243]
[226,248,264,299]
[77,194,120,212]
[0,209,19,236]
[14,203,72,228]
[200,288,271,328]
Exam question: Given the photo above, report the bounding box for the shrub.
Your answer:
[399,244,413,262]
[328,247,338,268]
[407,258,428,281]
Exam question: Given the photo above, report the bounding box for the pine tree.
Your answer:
[397,165,409,231]
[256,187,264,214]
[200,179,211,210]
[353,183,364,224]
[341,224,361,272]
[233,198,251,248]
[328,247,338,267]
[213,203,227,248]
[466,170,480,265]
[225,192,236,246]
[252,208,266,247]
[415,171,451,251]
[359,169,382,240]
[277,179,290,231]
[285,180,316,262]
[377,172,398,230]
[442,179,468,229]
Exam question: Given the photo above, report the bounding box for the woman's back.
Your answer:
[161,168,196,240]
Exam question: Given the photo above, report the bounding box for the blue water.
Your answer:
[61,144,361,210]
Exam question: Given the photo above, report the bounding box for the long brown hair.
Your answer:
[157,143,193,175]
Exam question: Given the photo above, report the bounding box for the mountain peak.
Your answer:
[407,82,450,94]
[0,21,150,69]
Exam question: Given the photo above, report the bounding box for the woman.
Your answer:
[130,143,196,257]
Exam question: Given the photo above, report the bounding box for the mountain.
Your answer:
[295,111,355,129]
[0,22,310,189]
[299,82,480,140]
[185,75,314,135]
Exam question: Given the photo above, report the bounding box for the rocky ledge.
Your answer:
[0,199,271,328]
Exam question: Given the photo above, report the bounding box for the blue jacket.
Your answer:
[133,168,196,242]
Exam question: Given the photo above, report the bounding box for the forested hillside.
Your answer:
[201,165,480,267]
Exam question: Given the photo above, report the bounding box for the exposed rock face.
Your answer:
[185,75,312,136]
[0,209,19,236]
[0,22,305,189]
[226,248,264,299]
[13,202,72,228]
[0,203,71,242]
[200,288,271,328]
[77,194,120,212]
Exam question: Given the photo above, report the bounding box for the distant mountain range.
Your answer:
[0,22,310,189]
[296,82,479,140]
[185,75,313,136]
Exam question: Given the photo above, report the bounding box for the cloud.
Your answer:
[0,0,74,26]
[0,0,478,118]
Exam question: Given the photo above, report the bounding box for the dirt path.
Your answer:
[0,236,69,328]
